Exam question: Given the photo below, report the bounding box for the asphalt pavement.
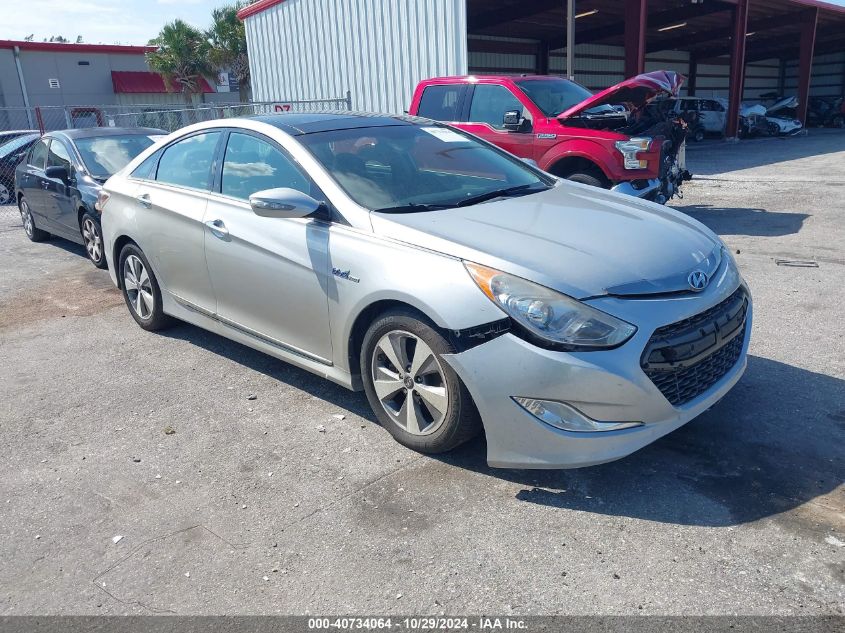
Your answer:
[0,130,842,615]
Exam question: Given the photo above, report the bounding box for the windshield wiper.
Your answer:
[455,183,548,207]
[374,202,453,214]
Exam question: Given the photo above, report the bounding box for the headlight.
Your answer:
[464,262,637,350]
[614,137,651,170]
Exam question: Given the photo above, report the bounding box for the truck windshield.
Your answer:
[298,124,552,213]
[514,78,595,117]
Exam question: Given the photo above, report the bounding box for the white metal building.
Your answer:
[240,0,467,113]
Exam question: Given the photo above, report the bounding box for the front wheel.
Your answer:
[118,244,173,331]
[80,211,107,269]
[19,197,49,242]
[361,310,481,454]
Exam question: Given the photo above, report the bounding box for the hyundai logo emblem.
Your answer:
[688,270,709,291]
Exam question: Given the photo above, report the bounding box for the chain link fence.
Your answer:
[0,94,352,135]
[0,93,353,220]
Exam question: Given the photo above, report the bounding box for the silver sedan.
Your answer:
[100,113,751,469]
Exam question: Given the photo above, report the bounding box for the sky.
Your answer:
[1,0,227,45]
[2,0,845,46]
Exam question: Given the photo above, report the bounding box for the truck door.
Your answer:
[461,84,535,160]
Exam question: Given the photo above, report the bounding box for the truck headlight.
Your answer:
[465,262,637,350]
[614,137,651,170]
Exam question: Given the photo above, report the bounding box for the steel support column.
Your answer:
[624,0,647,78]
[537,40,551,75]
[566,0,575,80]
[688,53,698,96]
[726,0,749,139]
[796,8,819,125]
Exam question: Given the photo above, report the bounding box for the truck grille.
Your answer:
[641,286,748,407]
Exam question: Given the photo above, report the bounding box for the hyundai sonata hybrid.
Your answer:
[99,113,751,469]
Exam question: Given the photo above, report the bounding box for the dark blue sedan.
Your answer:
[15,127,165,268]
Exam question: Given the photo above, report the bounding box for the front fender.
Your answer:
[326,225,506,377]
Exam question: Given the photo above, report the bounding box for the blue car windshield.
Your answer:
[299,124,552,212]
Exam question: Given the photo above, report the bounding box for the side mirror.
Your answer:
[13,152,26,164]
[45,166,70,184]
[249,187,321,219]
[503,110,523,131]
[521,157,539,168]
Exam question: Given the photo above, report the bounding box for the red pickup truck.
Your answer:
[409,71,690,204]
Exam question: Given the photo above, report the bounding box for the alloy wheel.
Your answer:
[370,330,449,436]
[20,200,34,238]
[123,254,155,320]
[0,184,10,205]
[82,217,103,263]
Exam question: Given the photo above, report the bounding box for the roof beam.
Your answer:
[648,10,809,54]
[467,0,564,32]
[575,2,736,44]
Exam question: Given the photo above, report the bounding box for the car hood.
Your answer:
[767,96,798,114]
[370,182,722,300]
[558,70,684,120]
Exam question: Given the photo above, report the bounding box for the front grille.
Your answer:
[641,286,748,406]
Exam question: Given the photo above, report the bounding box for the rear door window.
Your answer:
[155,132,221,190]
[468,84,525,129]
[417,85,467,121]
[29,139,49,169]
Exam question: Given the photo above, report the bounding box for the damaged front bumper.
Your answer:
[441,272,751,469]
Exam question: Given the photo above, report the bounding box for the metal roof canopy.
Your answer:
[467,0,845,135]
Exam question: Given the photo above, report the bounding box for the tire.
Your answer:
[0,181,12,205]
[360,309,481,454]
[118,243,173,331]
[833,115,844,129]
[19,196,49,242]
[693,129,705,143]
[80,211,107,269]
[565,172,604,188]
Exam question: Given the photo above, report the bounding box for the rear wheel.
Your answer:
[80,211,107,269]
[19,197,49,242]
[565,172,604,188]
[118,244,173,331]
[0,182,11,205]
[361,310,481,453]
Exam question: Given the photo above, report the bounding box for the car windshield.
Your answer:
[298,124,551,212]
[0,134,39,157]
[515,78,620,117]
[75,134,156,178]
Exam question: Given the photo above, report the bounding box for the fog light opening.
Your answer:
[512,397,643,433]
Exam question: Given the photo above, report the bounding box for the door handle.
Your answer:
[205,219,229,239]
[135,193,152,208]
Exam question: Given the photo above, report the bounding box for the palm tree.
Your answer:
[147,20,215,110]
[207,2,251,103]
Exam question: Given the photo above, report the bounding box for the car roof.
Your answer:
[50,127,166,140]
[246,111,427,135]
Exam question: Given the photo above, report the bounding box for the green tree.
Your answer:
[147,20,215,110]
[207,2,251,103]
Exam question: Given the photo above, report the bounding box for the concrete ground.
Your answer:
[0,131,842,616]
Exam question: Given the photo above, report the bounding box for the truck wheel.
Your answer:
[565,173,604,188]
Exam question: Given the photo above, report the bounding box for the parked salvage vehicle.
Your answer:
[675,96,728,139]
[99,113,751,469]
[15,127,165,267]
[761,96,803,135]
[409,71,692,205]
[0,132,39,205]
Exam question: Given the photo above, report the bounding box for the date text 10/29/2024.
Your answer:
[307,617,528,630]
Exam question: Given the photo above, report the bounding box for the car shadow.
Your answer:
[156,323,845,529]
[672,204,809,237]
[437,355,844,527]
